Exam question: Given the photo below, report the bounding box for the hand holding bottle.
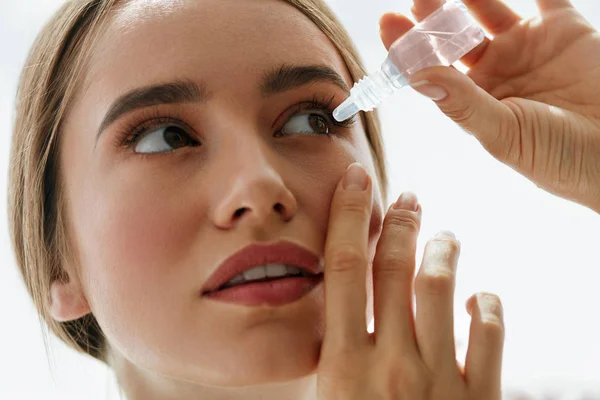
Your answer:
[316,163,505,399]
[380,0,600,213]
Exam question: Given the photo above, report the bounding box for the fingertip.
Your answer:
[392,191,419,211]
[378,12,395,27]
[379,11,410,25]
[410,5,419,19]
[378,13,415,50]
[342,162,369,192]
[466,293,505,324]
[464,292,505,395]
[415,202,423,216]
[478,293,505,322]
[465,293,477,316]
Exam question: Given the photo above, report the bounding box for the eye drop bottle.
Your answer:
[333,0,485,122]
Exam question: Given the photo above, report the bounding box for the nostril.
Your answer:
[234,208,246,219]
[231,203,285,222]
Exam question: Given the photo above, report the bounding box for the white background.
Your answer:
[1,1,599,399]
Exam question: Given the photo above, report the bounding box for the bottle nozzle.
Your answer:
[332,0,485,121]
[333,62,406,123]
[333,96,361,122]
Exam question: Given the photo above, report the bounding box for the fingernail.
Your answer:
[410,80,448,101]
[393,192,418,211]
[434,230,456,240]
[343,162,368,191]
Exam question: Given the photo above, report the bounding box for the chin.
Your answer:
[194,338,321,387]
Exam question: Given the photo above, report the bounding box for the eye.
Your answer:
[280,113,331,136]
[135,126,193,153]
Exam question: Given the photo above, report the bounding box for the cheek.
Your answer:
[68,171,209,364]
[72,169,200,320]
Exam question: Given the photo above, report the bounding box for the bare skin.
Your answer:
[381,0,600,214]
[49,1,385,399]
[316,166,503,399]
[47,0,599,399]
[313,1,600,397]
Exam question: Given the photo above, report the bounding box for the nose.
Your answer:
[212,148,297,230]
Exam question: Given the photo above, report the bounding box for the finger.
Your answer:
[323,162,372,350]
[372,192,421,356]
[462,0,521,35]
[458,38,490,68]
[460,0,520,65]
[465,293,505,400]
[414,230,461,371]
[536,0,574,12]
[407,66,520,164]
[410,0,444,21]
[379,13,415,51]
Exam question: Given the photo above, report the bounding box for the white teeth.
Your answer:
[287,266,300,274]
[223,264,307,288]
[228,274,245,284]
[243,266,267,281]
[265,263,287,277]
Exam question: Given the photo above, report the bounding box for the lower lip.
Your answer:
[203,274,323,306]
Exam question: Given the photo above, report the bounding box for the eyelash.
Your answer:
[280,94,357,136]
[111,94,357,152]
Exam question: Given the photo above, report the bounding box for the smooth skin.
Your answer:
[381,0,600,214]
[316,0,600,398]
[47,0,597,398]
[316,164,504,399]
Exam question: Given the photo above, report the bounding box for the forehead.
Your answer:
[84,0,352,96]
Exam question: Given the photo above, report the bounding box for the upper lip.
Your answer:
[201,240,323,294]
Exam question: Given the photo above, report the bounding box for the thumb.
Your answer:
[408,66,518,160]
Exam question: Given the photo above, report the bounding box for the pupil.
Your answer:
[164,126,189,148]
[309,115,328,134]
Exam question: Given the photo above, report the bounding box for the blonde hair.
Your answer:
[8,0,389,365]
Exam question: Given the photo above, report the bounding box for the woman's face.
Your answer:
[56,0,384,388]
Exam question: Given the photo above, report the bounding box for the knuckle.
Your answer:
[375,358,428,399]
[373,256,415,281]
[415,239,460,295]
[338,200,370,219]
[444,100,476,126]
[327,245,367,273]
[489,99,524,163]
[378,369,405,398]
[480,317,505,341]
[475,293,506,338]
[385,213,420,234]
[416,269,455,296]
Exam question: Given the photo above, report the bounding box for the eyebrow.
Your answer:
[95,64,350,144]
[260,64,350,96]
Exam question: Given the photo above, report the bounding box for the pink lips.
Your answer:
[203,274,324,306]
[201,241,323,295]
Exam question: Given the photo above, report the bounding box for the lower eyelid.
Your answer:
[120,103,349,151]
